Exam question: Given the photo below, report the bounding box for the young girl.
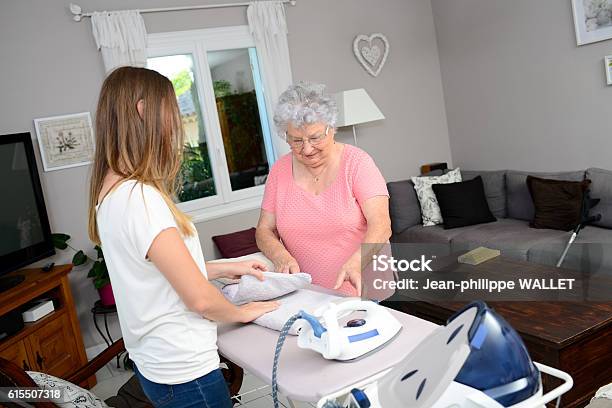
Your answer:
[88,66,278,408]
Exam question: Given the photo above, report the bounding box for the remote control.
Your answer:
[42,262,55,272]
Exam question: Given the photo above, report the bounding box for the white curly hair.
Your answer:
[273,82,338,134]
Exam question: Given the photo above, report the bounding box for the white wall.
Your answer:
[0,0,450,348]
[432,0,612,172]
[287,0,452,181]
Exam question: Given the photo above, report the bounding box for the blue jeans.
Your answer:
[134,365,233,408]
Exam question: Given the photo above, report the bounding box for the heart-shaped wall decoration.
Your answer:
[353,33,390,77]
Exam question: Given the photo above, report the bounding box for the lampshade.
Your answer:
[333,88,385,127]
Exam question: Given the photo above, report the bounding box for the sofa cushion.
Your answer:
[28,371,109,408]
[449,218,568,260]
[387,180,422,234]
[527,176,590,231]
[212,227,259,258]
[433,176,496,229]
[393,223,485,244]
[506,170,585,221]
[587,168,612,229]
[388,169,460,234]
[461,170,507,218]
[394,218,568,261]
[412,168,462,226]
[394,217,612,272]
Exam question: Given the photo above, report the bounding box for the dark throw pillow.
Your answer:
[212,227,259,258]
[432,176,496,229]
[526,176,590,231]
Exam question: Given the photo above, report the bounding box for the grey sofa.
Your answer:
[388,168,612,274]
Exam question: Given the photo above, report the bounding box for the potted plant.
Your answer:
[52,233,115,306]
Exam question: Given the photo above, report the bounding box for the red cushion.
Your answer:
[212,227,259,258]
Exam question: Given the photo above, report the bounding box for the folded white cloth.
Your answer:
[254,289,343,335]
[221,272,312,305]
[210,253,342,335]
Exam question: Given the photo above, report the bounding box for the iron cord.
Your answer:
[272,312,303,408]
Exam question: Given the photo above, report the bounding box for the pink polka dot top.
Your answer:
[261,144,389,295]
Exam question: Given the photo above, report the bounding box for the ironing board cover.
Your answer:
[254,289,343,335]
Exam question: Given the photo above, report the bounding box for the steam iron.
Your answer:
[336,301,573,408]
[297,298,402,361]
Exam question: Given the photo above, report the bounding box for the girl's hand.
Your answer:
[273,254,300,274]
[334,255,362,296]
[224,260,268,281]
[239,301,280,323]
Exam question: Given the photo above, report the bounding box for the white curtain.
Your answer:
[247,1,293,159]
[91,10,147,73]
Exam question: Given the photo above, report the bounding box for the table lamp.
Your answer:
[333,88,385,145]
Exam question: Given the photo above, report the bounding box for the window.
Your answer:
[147,54,216,202]
[146,26,277,221]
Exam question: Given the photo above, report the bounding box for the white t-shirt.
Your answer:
[96,180,219,384]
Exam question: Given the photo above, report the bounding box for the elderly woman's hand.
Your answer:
[273,254,300,274]
[334,254,362,296]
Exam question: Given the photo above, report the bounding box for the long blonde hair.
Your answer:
[88,66,194,244]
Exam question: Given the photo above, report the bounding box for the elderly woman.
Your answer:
[256,83,391,296]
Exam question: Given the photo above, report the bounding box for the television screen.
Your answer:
[0,133,54,275]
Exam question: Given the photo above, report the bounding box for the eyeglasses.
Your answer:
[285,126,330,150]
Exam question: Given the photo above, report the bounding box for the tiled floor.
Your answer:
[90,359,134,401]
[91,361,316,408]
[234,372,316,407]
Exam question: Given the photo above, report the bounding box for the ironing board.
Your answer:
[216,286,437,403]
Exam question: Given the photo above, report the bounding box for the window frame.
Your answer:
[147,26,277,222]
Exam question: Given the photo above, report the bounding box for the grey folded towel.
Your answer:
[221,272,312,305]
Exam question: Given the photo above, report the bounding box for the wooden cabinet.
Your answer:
[0,340,30,371]
[28,313,81,377]
[0,265,94,388]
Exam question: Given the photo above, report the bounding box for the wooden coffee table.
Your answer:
[382,255,612,408]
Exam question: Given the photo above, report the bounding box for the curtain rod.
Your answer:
[69,1,296,22]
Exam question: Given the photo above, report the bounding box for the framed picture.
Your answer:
[572,0,612,45]
[605,56,612,85]
[33,112,95,172]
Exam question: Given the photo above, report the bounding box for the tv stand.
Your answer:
[0,275,25,293]
[0,265,94,388]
